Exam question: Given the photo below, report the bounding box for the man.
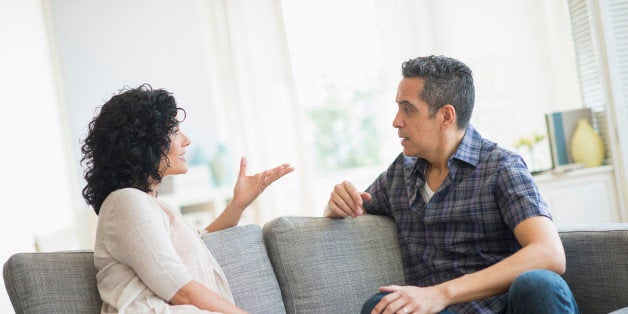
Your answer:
[324,56,579,313]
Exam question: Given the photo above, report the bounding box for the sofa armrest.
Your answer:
[3,251,101,314]
[558,223,628,314]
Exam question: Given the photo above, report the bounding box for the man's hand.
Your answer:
[324,181,371,218]
[372,285,449,314]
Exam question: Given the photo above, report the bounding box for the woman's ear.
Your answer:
[440,104,457,130]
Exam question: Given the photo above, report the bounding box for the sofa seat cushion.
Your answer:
[263,215,405,314]
[202,224,285,314]
[559,223,628,314]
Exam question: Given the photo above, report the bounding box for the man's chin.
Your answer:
[402,149,420,158]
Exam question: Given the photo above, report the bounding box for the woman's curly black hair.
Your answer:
[81,84,186,214]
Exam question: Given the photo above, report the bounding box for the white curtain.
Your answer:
[202,0,314,222]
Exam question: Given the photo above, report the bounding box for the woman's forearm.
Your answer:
[170,280,247,313]
[204,201,244,233]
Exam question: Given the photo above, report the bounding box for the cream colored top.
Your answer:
[94,188,234,313]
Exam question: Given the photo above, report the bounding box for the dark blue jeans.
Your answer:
[361,270,580,314]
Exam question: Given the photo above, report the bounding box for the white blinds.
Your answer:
[566,0,616,160]
[600,0,628,128]
[567,0,628,216]
[567,0,606,113]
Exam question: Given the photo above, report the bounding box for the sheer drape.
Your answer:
[202,0,313,222]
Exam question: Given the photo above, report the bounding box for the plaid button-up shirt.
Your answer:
[364,125,551,313]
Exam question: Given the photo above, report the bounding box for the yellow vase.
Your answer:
[570,118,604,167]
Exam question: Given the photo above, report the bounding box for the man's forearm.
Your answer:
[438,217,565,306]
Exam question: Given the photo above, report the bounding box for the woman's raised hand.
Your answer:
[231,157,295,211]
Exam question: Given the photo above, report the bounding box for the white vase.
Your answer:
[570,118,604,167]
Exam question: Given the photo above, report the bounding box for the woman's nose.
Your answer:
[182,132,191,146]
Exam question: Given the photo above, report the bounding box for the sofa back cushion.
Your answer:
[3,251,102,314]
[263,215,405,314]
[559,224,628,314]
[3,224,284,314]
[202,224,286,314]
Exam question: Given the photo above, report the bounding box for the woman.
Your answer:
[81,85,293,313]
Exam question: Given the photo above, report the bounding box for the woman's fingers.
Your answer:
[238,156,247,177]
[263,163,295,185]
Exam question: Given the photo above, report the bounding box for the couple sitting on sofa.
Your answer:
[83,56,579,313]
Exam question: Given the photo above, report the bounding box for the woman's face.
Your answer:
[161,126,191,176]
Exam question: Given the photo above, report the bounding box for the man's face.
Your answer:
[393,77,441,158]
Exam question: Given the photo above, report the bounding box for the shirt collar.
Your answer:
[403,154,420,182]
[451,124,481,168]
[408,124,482,177]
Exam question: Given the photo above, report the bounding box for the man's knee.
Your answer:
[510,269,566,296]
[508,269,579,314]
[361,292,389,314]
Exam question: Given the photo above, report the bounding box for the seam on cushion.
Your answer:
[208,225,285,312]
[251,227,287,313]
[256,228,284,293]
[268,222,295,313]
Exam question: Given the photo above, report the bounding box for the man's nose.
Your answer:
[392,112,403,128]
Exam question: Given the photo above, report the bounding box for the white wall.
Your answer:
[0,0,76,311]
[47,0,220,165]
[46,0,228,242]
[47,0,309,227]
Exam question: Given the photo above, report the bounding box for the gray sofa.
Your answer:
[4,215,628,314]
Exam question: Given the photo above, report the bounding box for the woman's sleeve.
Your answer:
[100,189,193,301]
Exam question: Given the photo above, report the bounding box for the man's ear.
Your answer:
[440,104,457,130]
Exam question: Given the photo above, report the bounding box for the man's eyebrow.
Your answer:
[396,100,416,109]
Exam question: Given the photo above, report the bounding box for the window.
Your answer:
[281,0,583,204]
[45,0,591,235]
[281,0,397,207]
